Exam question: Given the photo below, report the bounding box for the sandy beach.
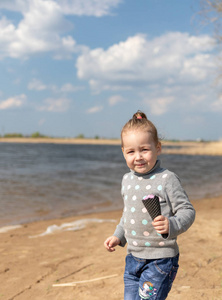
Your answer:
[0,139,222,299]
[0,196,221,300]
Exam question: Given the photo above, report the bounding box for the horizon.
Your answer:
[0,132,220,143]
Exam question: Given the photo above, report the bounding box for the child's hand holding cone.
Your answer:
[142,195,169,238]
[152,215,169,237]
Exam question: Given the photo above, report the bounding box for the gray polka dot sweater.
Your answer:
[114,160,195,259]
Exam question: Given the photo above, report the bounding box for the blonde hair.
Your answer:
[121,111,160,146]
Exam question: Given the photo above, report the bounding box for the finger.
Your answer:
[104,239,112,249]
[108,240,115,247]
[107,243,116,251]
[153,215,164,222]
[104,242,110,250]
[152,221,164,227]
[109,247,116,252]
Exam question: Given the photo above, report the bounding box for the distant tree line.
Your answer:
[0,132,102,139]
[75,134,100,139]
[0,132,47,138]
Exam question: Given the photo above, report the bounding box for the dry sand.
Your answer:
[0,196,221,300]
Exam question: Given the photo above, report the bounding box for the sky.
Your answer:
[0,0,221,141]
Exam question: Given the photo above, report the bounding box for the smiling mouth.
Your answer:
[136,163,145,167]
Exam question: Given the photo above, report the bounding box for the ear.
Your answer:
[121,147,125,157]
[156,142,162,155]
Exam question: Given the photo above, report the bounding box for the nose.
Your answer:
[135,151,142,160]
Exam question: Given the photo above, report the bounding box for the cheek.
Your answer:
[146,153,156,162]
[125,156,134,166]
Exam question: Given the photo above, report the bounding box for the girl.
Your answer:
[104,111,195,300]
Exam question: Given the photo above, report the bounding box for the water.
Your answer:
[0,143,222,227]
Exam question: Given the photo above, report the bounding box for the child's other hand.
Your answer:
[104,236,120,252]
[152,215,169,234]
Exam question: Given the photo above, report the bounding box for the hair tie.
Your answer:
[137,116,142,119]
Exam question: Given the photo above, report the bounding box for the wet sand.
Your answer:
[0,196,221,300]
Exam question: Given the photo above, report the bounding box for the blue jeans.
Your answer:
[124,253,179,300]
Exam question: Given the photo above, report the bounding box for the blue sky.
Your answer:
[0,0,221,140]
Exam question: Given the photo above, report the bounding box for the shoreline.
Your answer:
[0,189,221,229]
[0,195,221,299]
[1,137,222,155]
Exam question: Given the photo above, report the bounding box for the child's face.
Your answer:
[122,130,161,174]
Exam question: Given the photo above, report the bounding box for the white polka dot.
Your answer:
[125,229,127,234]
[133,241,138,246]
[127,185,131,190]
[143,231,150,236]
[159,242,165,246]
[142,207,147,213]
[122,186,125,191]
[124,174,128,179]
[150,175,156,180]
[135,185,140,190]
[124,218,126,223]
[132,230,136,236]
[131,175,134,180]
[138,177,143,181]
[145,242,151,247]
[146,185,151,190]
[124,195,128,200]
[124,207,127,212]
[130,219,135,224]
[162,174,168,178]
[132,195,137,201]
[131,207,136,213]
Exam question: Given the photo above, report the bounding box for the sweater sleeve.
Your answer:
[113,215,127,247]
[113,176,127,247]
[165,173,196,239]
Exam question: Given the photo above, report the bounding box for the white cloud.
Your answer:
[28,79,85,93]
[0,0,122,59]
[86,106,103,114]
[89,80,132,94]
[76,33,215,90]
[38,97,70,112]
[0,0,76,59]
[108,95,126,106]
[28,79,47,91]
[76,32,217,115]
[60,83,85,93]
[0,1,26,12]
[0,94,26,110]
[0,0,122,16]
[57,0,122,16]
[143,97,174,116]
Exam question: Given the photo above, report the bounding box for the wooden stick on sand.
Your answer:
[52,274,118,287]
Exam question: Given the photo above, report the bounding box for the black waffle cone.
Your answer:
[142,195,168,239]
[142,195,161,220]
